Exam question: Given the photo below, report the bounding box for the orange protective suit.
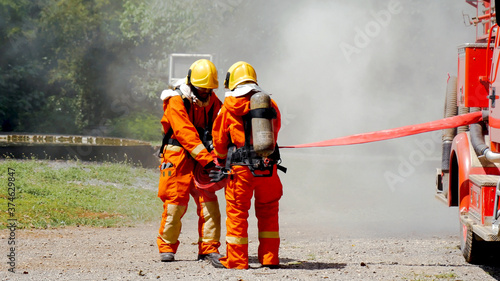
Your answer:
[212,91,283,269]
[157,91,222,256]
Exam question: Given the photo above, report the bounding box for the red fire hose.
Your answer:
[193,153,227,192]
[280,111,483,149]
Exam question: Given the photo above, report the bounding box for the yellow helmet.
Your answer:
[224,61,257,90]
[187,59,218,89]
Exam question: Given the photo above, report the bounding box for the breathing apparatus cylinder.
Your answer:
[250,92,275,157]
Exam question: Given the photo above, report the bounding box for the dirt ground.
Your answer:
[2,157,500,280]
[1,217,500,281]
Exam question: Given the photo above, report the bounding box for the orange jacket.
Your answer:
[212,93,281,160]
[161,92,222,167]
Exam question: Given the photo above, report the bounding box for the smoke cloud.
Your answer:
[204,0,478,237]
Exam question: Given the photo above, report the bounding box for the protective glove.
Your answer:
[209,166,228,182]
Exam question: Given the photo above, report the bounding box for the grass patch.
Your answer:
[404,272,458,280]
[434,272,458,279]
[0,159,163,229]
[306,253,317,261]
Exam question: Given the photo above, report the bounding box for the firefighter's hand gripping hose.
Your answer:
[280,111,483,149]
[209,166,229,182]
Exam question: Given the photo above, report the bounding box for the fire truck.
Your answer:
[436,0,500,264]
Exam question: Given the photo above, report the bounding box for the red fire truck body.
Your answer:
[437,0,500,264]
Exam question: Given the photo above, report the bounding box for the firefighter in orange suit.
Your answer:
[157,59,223,263]
[210,61,284,269]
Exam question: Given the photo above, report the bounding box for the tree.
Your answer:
[0,0,235,139]
[0,1,48,132]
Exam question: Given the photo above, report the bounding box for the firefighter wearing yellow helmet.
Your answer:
[157,59,223,264]
[186,59,219,106]
[210,61,285,269]
[224,61,258,90]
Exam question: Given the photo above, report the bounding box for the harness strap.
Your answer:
[167,138,182,147]
[249,107,277,119]
[225,93,286,176]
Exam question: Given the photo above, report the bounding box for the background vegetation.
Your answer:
[0,159,165,229]
[0,0,275,229]
[0,0,241,141]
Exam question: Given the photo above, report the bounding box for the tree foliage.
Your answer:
[0,0,229,140]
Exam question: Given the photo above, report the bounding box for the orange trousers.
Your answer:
[157,145,221,255]
[219,165,283,269]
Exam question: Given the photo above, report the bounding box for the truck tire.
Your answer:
[459,217,484,264]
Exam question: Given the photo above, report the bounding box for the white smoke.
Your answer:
[206,0,478,237]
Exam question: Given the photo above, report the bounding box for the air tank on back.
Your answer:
[250,91,275,157]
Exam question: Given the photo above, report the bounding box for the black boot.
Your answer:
[207,254,226,269]
[160,252,175,262]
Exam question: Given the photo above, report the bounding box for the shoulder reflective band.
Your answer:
[280,111,483,149]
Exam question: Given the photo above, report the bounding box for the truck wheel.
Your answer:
[459,218,484,264]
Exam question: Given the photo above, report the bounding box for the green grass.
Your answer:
[0,159,163,229]
[403,272,458,281]
[434,273,458,279]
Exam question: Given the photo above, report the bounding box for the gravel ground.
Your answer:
[1,219,499,281]
[2,158,500,280]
